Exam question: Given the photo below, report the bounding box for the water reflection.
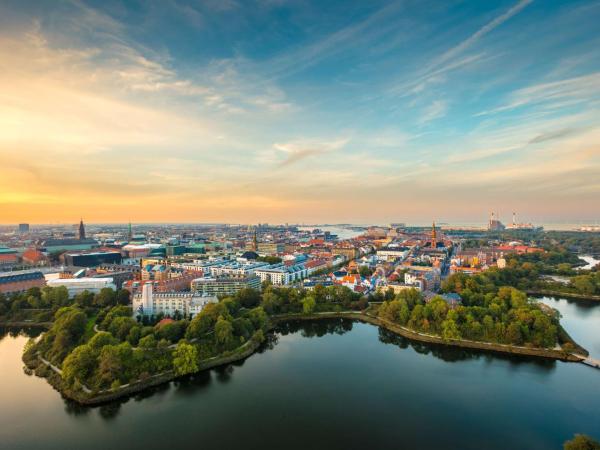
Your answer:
[0,316,576,418]
[0,326,43,341]
[99,402,122,420]
[64,400,91,417]
[277,318,354,338]
[172,370,212,397]
[537,296,600,358]
[378,327,558,369]
[2,318,600,450]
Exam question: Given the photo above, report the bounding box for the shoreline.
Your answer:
[23,310,588,406]
[0,321,52,329]
[527,290,600,302]
[272,312,585,362]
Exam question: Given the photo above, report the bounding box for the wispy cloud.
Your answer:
[430,0,533,72]
[273,138,349,167]
[261,2,406,80]
[476,72,600,116]
[528,127,584,144]
[391,0,532,98]
[418,100,447,124]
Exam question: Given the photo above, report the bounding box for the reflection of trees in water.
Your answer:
[0,326,43,342]
[60,319,557,415]
[133,382,171,402]
[98,402,122,420]
[215,364,234,383]
[173,370,212,397]
[64,400,90,417]
[257,333,279,354]
[377,328,557,369]
[277,319,353,339]
[556,297,599,312]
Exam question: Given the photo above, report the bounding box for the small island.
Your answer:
[17,274,588,405]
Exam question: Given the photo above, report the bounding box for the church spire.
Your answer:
[78,218,86,240]
[431,221,437,248]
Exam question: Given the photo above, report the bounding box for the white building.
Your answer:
[170,258,231,272]
[254,263,308,286]
[209,261,270,277]
[132,282,217,318]
[46,277,116,298]
[376,247,410,262]
[404,273,424,290]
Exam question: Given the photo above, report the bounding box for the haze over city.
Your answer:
[1,0,599,224]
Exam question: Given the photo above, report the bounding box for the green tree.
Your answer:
[215,316,233,346]
[441,319,461,341]
[571,276,596,296]
[42,286,69,307]
[138,334,157,349]
[247,307,268,331]
[116,289,131,305]
[94,288,117,307]
[73,290,94,307]
[186,302,230,340]
[108,316,137,341]
[564,434,600,450]
[62,344,96,386]
[506,322,523,345]
[302,296,316,314]
[172,341,199,376]
[236,288,261,308]
[156,320,188,343]
[88,331,117,350]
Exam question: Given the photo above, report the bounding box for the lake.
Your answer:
[537,296,600,359]
[1,308,599,450]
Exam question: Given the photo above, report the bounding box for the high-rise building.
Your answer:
[18,223,30,233]
[78,219,86,240]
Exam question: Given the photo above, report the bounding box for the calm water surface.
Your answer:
[537,296,600,358]
[1,312,599,450]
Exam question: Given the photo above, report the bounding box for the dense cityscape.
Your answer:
[2,0,600,449]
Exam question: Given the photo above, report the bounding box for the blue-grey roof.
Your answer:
[0,271,44,284]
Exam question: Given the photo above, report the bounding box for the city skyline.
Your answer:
[1,0,600,224]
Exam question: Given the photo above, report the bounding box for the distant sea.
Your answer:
[300,222,599,234]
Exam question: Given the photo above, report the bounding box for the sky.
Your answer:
[0,0,599,225]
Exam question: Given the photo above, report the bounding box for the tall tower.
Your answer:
[128,221,133,241]
[431,221,437,248]
[253,227,258,251]
[78,219,86,240]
